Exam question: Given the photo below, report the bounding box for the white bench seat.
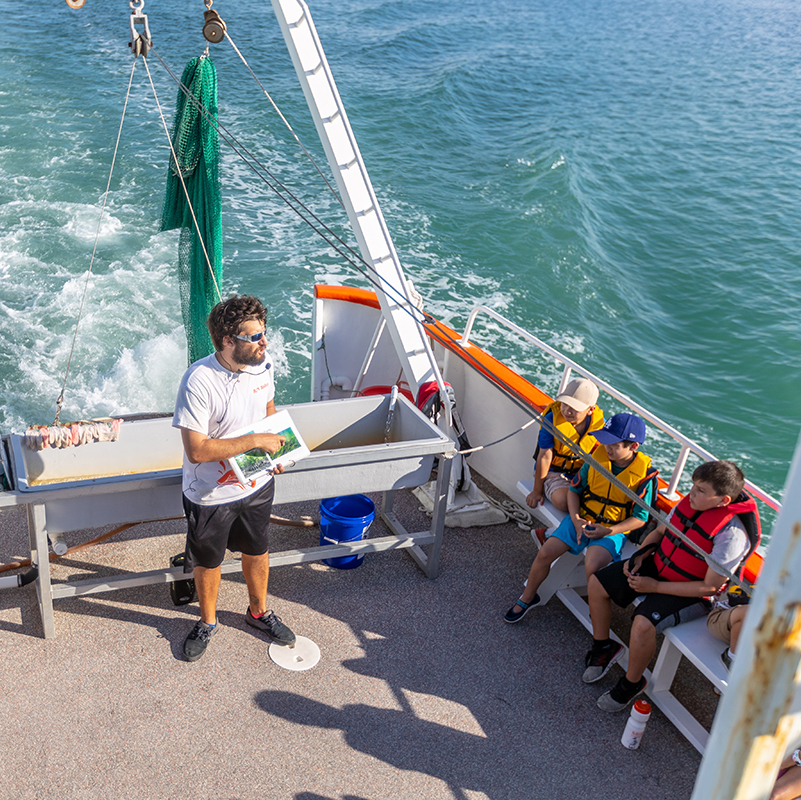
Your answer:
[645,615,729,753]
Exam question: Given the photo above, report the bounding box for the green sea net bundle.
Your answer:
[161,56,222,365]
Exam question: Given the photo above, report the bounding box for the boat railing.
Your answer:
[459,305,781,513]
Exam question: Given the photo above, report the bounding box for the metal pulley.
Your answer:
[128,0,152,57]
[202,8,227,44]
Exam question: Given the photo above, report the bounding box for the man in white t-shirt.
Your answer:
[173,295,296,662]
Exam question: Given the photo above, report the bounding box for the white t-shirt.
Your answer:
[666,506,750,575]
[172,351,276,506]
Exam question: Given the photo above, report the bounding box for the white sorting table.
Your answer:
[0,396,455,638]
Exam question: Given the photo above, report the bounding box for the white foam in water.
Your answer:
[77,329,188,418]
[61,204,124,240]
[550,332,585,355]
[0,214,184,430]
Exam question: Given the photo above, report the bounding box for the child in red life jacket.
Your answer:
[526,378,604,513]
[505,413,657,624]
[583,460,760,712]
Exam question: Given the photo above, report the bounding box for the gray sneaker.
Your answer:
[597,676,647,712]
[720,648,732,671]
[582,642,623,683]
[183,619,219,662]
[246,608,296,647]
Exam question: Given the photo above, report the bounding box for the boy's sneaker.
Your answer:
[246,608,296,647]
[597,675,648,712]
[183,620,219,662]
[582,641,623,683]
[720,648,732,671]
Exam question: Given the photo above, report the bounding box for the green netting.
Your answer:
[161,56,222,365]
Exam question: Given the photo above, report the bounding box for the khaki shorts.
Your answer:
[543,471,572,501]
[706,606,736,645]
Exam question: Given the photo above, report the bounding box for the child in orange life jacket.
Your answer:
[526,378,604,513]
[584,460,760,713]
[505,413,656,624]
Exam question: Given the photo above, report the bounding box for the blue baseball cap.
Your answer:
[591,412,646,444]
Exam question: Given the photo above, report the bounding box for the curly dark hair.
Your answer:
[206,295,266,351]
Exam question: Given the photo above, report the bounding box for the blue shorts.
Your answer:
[548,515,627,561]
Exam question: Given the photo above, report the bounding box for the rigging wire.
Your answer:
[53,58,138,426]
[145,33,755,590]
[224,30,345,209]
[148,45,429,330]
[40,7,750,589]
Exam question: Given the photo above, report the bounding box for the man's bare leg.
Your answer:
[242,551,270,617]
[194,565,222,625]
[242,551,295,646]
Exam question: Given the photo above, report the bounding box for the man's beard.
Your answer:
[233,340,266,367]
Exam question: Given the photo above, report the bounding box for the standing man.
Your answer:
[173,295,296,662]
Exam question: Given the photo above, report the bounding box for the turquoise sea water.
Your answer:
[1,0,799,523]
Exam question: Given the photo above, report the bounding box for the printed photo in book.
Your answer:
[228,409,309,485]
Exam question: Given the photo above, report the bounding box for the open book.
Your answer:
[227,409,310,485]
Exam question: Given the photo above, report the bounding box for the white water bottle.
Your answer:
[621,699,651,750]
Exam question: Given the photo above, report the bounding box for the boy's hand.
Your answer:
[582,524,611,540]
[627,573,659,594]
[526,488,545,508]
[269,463,285,476]
[624,558,641,579]
[624,543,657,580]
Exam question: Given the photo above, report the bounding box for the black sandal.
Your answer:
[503,595,540,623]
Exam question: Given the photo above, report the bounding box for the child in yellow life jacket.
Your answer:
[526,378,604,513]
[505,413,656,624]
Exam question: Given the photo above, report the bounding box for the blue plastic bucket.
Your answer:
[319,494,376,570]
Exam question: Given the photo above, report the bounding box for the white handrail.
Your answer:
[460,305,781,512]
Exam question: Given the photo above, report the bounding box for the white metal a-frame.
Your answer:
[270,0,445,401]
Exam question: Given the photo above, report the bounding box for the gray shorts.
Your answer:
[543,471,572,501]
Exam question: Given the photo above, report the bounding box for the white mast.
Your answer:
[691,432,801,799]
[269,0,440,399]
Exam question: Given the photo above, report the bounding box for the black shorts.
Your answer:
[182,480,274,570]
[594,555,710,634]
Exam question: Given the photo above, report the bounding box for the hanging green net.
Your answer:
[161,56,223,365]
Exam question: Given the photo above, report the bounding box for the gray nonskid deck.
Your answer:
[0,486,706,800]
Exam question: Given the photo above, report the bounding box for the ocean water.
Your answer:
[1,0,799,524]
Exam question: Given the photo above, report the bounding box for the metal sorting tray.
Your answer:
[274,395,454,504]
[10,417,184,493]
[8,395,453,500]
